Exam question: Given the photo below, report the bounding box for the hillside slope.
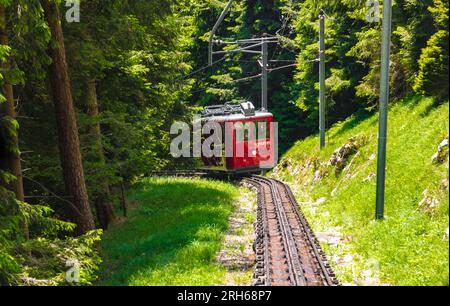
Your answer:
[272,96,449,286]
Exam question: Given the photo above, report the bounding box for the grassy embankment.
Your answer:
[99,177,242,286]
[272,96,449,285]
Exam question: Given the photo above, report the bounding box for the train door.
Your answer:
[232,118,273,170]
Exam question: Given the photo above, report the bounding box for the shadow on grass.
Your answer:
[391,94,439,118]
[99,179,235,286]
[331,108,374,136]
[326,95,434,140]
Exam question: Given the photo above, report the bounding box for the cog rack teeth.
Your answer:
[245,176,339,287]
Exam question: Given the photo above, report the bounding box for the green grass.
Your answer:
[272,95,449,286]
[99,177,240,286]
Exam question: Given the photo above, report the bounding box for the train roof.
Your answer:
[198,102,273,122]
[201,111,273,122]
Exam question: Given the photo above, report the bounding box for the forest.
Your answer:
[0,0,448,285]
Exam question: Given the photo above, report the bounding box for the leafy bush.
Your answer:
[0,180,102,286]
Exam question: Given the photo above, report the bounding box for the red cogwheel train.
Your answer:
[198,102,276,173]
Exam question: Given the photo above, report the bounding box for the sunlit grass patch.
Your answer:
[99,177,240,286]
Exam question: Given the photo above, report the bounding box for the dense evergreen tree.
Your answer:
[0,0,448,285]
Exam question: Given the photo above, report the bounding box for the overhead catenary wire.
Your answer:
[268,58,319,72]
[189,56,318,96]
[209,0,234,65]
[178,38,277,82]
[214,37,279,45]
[320,9,337,22]
[268,63,297,72]
[188,72,264,96]
[179,56,228,80]
[180,3,326,85]
[270,59,297,62]
[229,73,262,83]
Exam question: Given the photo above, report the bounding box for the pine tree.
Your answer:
[41,0,95,234]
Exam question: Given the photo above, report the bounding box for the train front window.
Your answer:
[234,120,269,142]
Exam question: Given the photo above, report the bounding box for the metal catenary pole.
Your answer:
[208,0,234,66]
[376,0,393,220]
[262,36,269,111]
[319,10,326,149]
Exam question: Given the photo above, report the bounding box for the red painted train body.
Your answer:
[199,102,276,173]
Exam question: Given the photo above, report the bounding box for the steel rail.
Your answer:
[254,176,306,286]
[277,179,337,286]
[246,175,338,286]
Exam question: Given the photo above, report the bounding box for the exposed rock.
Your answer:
[418,189,440,212]
[315,231,343,246]
[444,227,449,240]
[314,168,328,182]
[357,276,381,286]
[328,137,361,172]
[343,254,353,263]
[363,172,376,182]
[314,169,321,181]
[431,137,449,164]
[440,178,449,190]
[314,197,327,206]
[279,159,289,169]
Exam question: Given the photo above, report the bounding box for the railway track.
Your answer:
[246,176,339,286]
[149,171,339,286]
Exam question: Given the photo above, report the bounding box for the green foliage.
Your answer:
[12,0,198,219]
[284,0,448,132]
[1,181,102,286]
[0,115,19,155]
[16,230,102,286]
[413,0,449,101]
[188,0,305,152]
[0,187,21,285]
[414,30,449,101]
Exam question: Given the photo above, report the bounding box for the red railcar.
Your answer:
[199,102,276,173]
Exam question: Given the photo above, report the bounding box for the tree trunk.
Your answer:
[41,0,95,234]
[120,182,127,218]
[86,80,116,229]
[0,5,28,239]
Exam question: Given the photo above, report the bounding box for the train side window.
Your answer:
[255,121,268,140]
[235,124,243,142]
[235,122,256,142]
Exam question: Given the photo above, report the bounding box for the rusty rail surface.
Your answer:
[245,176,339,286]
